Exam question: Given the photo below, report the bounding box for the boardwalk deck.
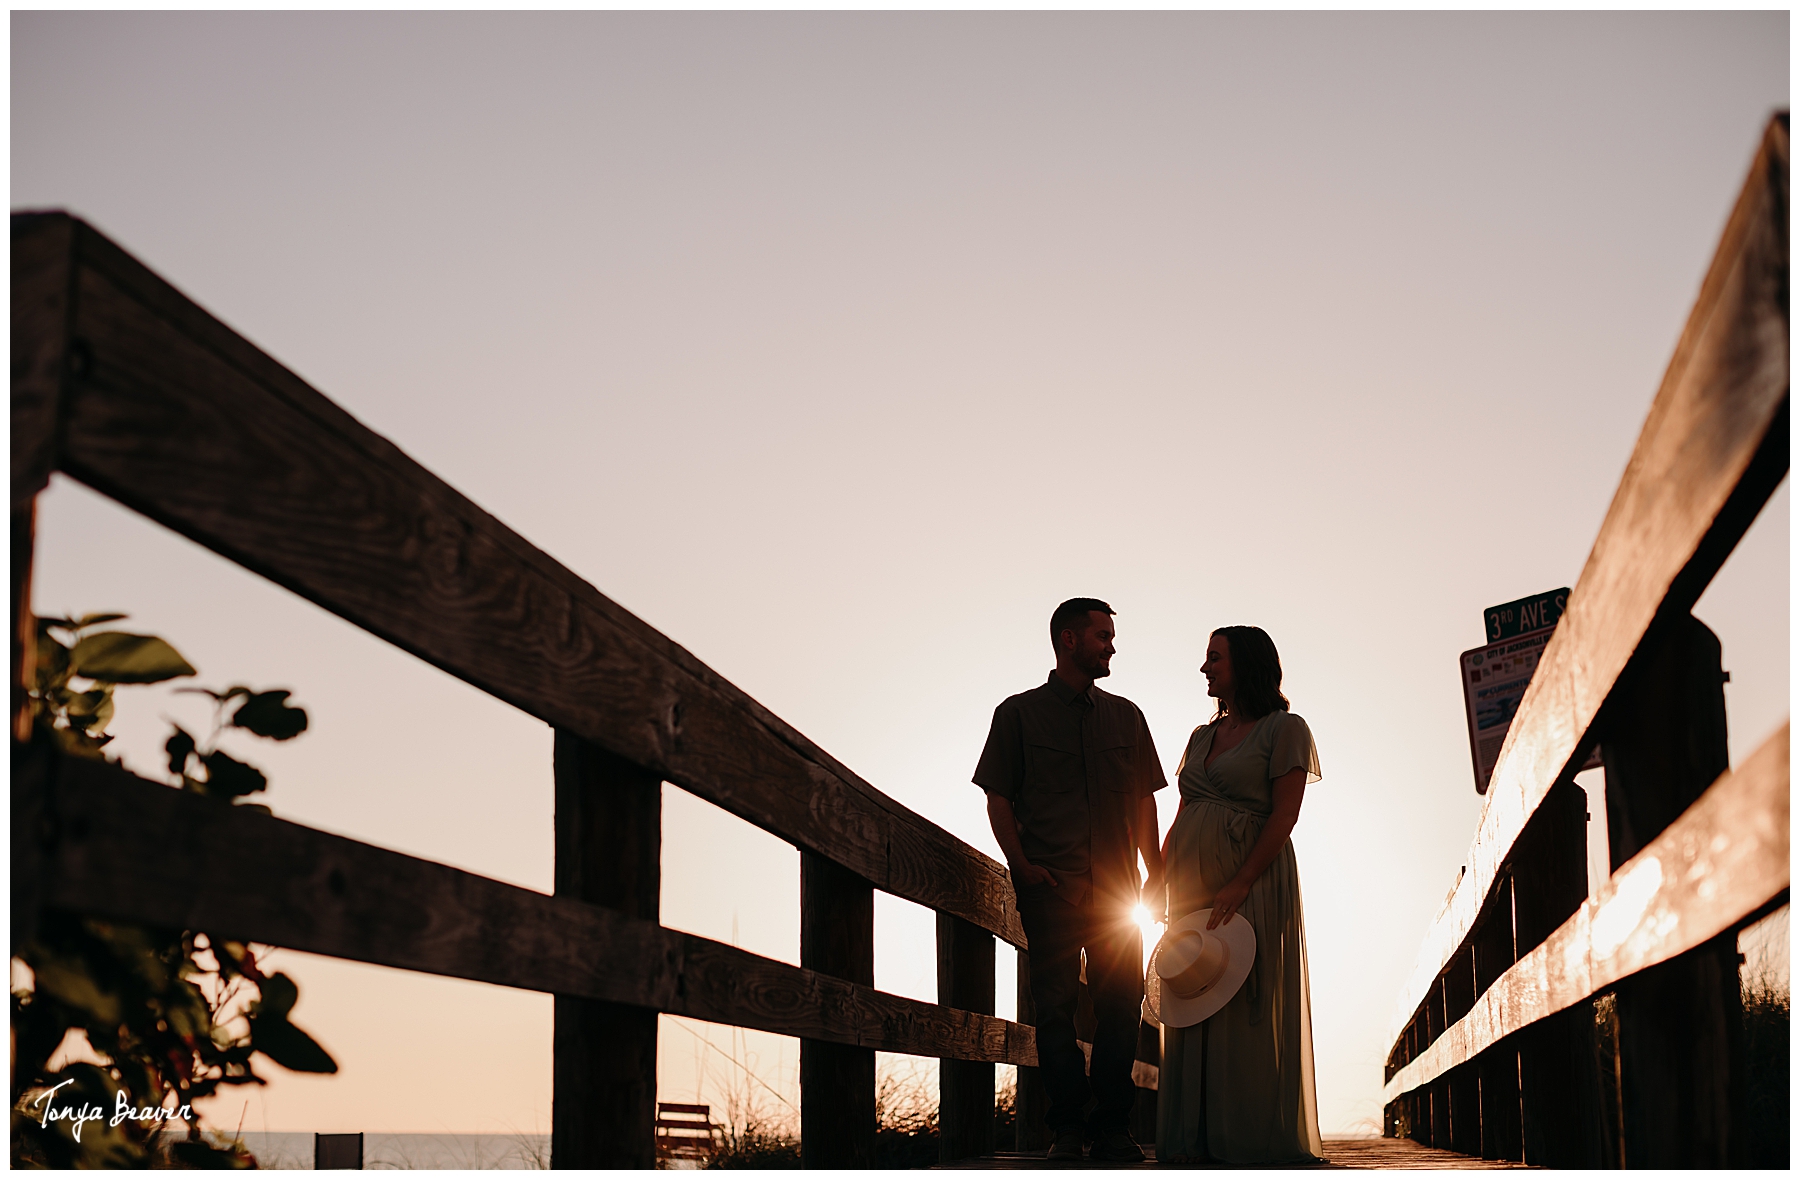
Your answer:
[939,1138,1534,1169]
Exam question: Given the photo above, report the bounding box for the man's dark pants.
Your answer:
[1017,885,1143,1139]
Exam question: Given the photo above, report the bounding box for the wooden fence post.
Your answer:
[1599,615,1740,1167]
[1443,949,1480,1155]
[800,852,876,1168]
[10,500,50,951]
[1397,1011,1428,1144]
[1014,947,1051,1152]
[1512,777,1603,1167]
[938,913,995,1163]
[551,732,661,1169]
[11,215,73,951]
[1472,875,1521,1162]
[1475,1041,1522,1163]
[1426,982,1449,1148]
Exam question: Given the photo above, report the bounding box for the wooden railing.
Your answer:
[10,210,1043,1167]
[1381,113,1790,1168]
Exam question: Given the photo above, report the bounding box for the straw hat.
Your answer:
[1144,909,1256,1028]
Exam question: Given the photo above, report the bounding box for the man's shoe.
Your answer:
[1046,1129,1085,1161]
[1086,1130,1146,1163]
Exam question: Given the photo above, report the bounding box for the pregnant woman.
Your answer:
[1156,625,1325,1165]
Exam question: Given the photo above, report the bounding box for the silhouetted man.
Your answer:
[974,598,1165,1163]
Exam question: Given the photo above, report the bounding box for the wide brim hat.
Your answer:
[1144,909,1256,1028]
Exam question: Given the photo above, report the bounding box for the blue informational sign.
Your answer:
[1460,630,1556,793]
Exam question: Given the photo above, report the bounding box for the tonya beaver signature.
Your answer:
[29,1078,195,1142]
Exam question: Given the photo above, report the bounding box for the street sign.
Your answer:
[1483,588,1570,643]
[1461,586,1598,793]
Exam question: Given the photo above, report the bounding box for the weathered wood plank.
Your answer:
[936,1138,1537,1169]
[19,212,1025,949]
[26,749,1041,1065]
[1321,1137,1536,1170]
[1390,113,1789,1047]
[1384,722,1788,1101]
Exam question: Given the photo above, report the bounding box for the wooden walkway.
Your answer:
[940,1138,1534,1169]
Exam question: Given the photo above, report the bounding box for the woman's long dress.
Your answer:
[1156,710,1324,1165]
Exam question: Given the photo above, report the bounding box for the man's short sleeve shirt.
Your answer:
[973,673,1166,905]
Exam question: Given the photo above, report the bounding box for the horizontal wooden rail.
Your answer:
[13,744,1037,1066]
[1385,722,1788,1101]
[1389,113,1789,1047]
[9,211,1024,949]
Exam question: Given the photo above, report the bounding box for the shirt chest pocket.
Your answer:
[1026,742,1084,793]
[1096,743,1138,793]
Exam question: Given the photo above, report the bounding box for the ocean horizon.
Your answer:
[227,1132,551,1170]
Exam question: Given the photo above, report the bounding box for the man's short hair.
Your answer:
[1050,597,1115,647]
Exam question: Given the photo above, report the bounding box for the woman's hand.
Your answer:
[1140,869,1167,924]
[1207,878,1250,928]
[1204,768,1307,929]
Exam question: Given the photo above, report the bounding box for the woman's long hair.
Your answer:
[1212,625,1290,720]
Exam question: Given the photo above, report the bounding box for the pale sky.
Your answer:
[14,12,1788,1139]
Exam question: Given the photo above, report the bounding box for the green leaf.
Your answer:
[252,1016,339,1074]
[247,974,341,1070]
[52,725,110,759]
[254,972,299,1020]
[163,996,212,1041]
[69,632,196,684]
[166,726,197,777]
[29,952,123,1027]
[230,690,308,741]
[246,977,338,1075]
[35,634,70,690]
[199,749,267,798]
[212,940,254,980]
[174,684,251,703]
[65,688,114,733]
[71,612,128,628]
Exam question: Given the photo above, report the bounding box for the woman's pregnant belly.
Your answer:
[1169,796,1269,918]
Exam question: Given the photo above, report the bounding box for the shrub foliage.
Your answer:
[12,614,336,1168]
